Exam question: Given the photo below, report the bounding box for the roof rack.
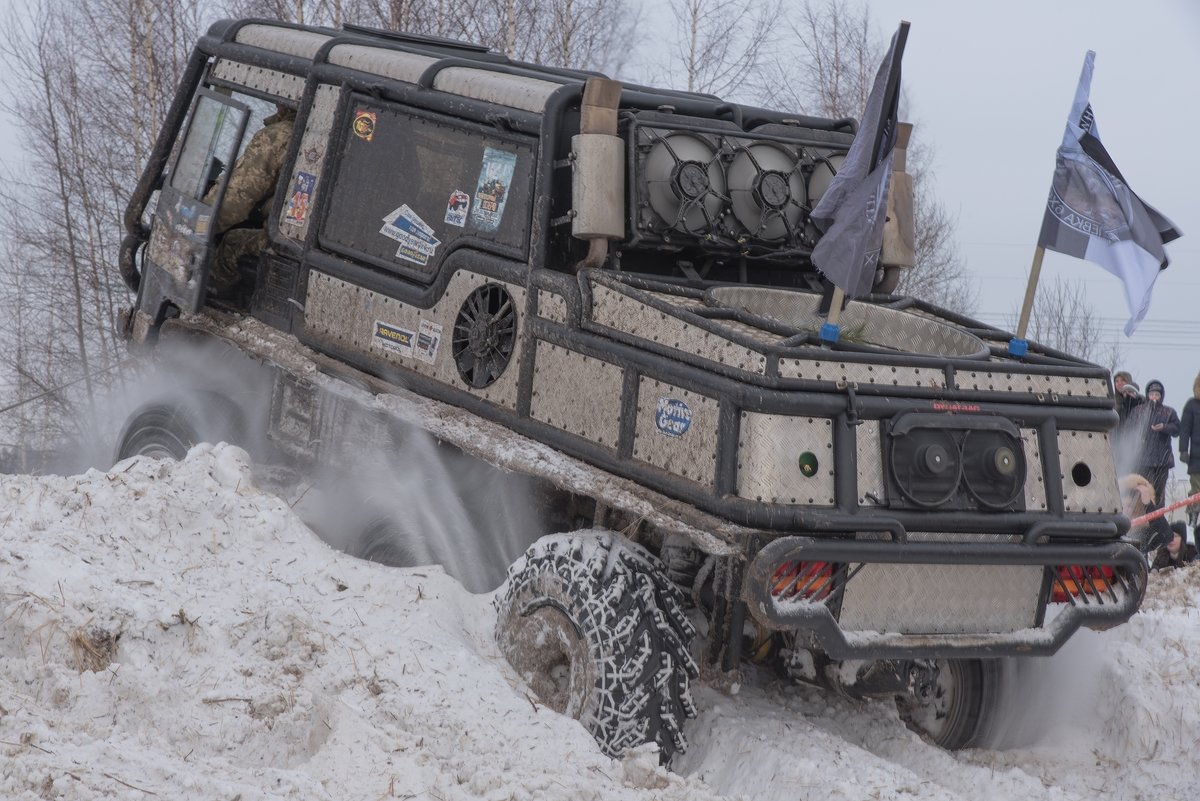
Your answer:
[340,23,490,54]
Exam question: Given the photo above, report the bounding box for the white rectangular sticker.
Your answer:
[415,319,443,364]
[445,190,470,227]
[381,205,440,266]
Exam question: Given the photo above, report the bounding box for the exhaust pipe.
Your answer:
[571,77,624,272]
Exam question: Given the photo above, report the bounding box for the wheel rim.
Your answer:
[507,602,595,720]
[121,425,192,460]
[898,659,980,748]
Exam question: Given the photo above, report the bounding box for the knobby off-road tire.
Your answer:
[494,530,699,763]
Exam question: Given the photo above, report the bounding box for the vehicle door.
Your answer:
[137,89,250,318]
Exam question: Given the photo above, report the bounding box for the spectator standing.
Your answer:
[1151,521,1197,571]
[1112,370,1144,467]
[1128,379,1180,508]
[1178,373,1200,526]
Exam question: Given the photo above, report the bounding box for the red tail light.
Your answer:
[1051,565,1115,603]
[770,560,834,601]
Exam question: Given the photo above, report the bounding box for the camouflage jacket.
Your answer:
[209,108,295,235]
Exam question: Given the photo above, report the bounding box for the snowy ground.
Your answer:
[2,445,1199,800]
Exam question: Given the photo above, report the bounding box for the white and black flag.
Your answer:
[1038,51,1181,335]
[809,22,908,299]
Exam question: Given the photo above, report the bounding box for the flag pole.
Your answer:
[1008,245,1045,357]
[820,287,846,344]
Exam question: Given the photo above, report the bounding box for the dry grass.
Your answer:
[68,625,119,673]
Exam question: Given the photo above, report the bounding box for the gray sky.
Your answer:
[1,0,1198,471]
[891,0,1200,478]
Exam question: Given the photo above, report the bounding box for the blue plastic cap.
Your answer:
[1008,338,1029,357]
[819,322,841,343]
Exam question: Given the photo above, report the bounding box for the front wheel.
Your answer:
[115,394,244,462]
[116,403,202,460]
[494,530,698,763]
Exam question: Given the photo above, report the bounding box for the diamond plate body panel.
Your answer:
[327,43,436,82]
[837,562,1043,634]
[279,83,339,243]
[633,380,719,488]
[856,420,886,506]
[709,318,789,344]
[737,413,835,505]
[778,358,944,388]
[530,342,623,449]
[590,284,767,374]
[304,270,525,410]
[1023,428,1048,511]
[639,289,708,310]
[433,68,560,113]
[708,286,987,358]
[1059,430,1120,513]
[537,290,568,324]
[210,59,306,101]
[233,24,332,59]
[956,369,1110,399]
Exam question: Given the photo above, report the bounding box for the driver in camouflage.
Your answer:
[205,104,296,297]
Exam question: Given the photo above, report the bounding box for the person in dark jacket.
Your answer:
[1178,373,1200,526]
[1151,521,1198,571]
[1128,379,1180,508]
[1112,370,1144,469]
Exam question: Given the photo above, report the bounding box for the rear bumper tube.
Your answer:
[744,533,1147,660]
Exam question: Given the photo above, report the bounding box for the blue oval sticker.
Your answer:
[655,397,692,437]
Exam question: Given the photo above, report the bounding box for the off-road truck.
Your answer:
[116,18,1147,763]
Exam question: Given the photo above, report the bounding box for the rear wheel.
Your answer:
[896,658,998,749]
[495,530,698,763]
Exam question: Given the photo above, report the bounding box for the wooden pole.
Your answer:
[819,286,846,343]
[1008,245,1045,357]
[1015,246,1045,341]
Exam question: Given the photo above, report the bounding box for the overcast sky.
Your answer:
[1,0,1198,472]
[891,0,1200,462]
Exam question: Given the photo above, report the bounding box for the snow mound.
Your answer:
[5,446,1200,799]
[0,445,723,800]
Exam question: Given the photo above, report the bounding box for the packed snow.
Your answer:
[2,444,1199,800]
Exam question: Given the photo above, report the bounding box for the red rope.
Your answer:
[1130,491,1200,527]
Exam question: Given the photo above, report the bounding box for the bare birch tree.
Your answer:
[1016,277,1120,367]
[664,0,777,96]
[0,0,210,459]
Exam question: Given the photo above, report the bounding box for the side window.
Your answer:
[319,98,535,282]
[170,93,249,202]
